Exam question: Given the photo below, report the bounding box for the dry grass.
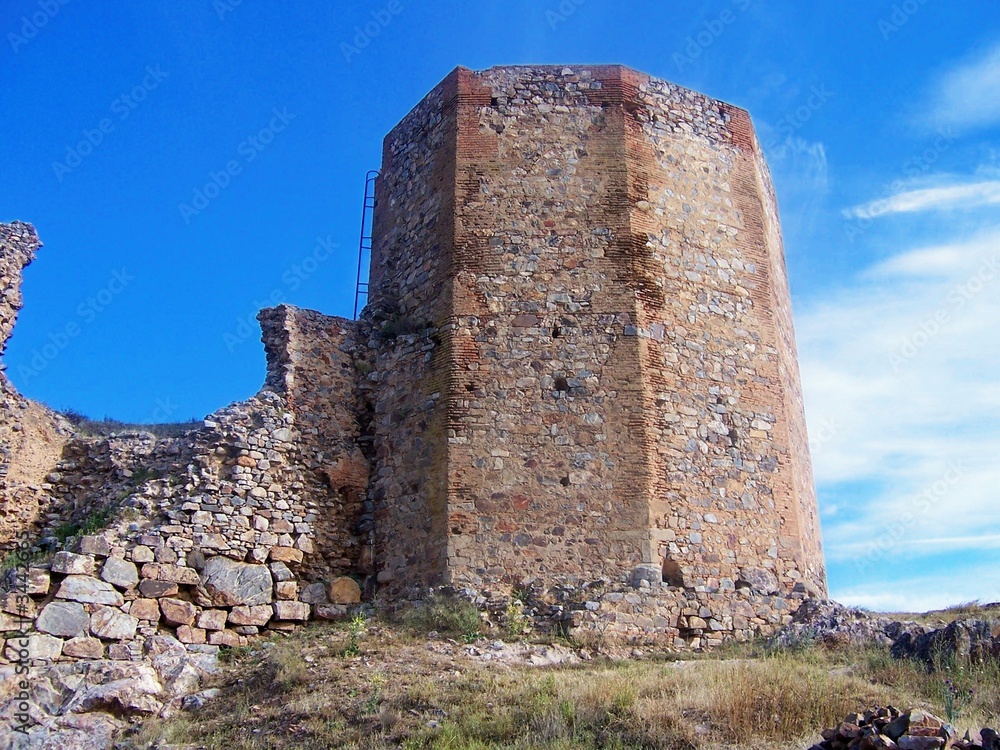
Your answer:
[890,600,1000,627]
[119,619,1000,750]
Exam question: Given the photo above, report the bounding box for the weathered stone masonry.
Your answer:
[367,65,826,611]
[0,64,826,661]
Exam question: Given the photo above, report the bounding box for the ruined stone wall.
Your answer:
[0,62,826,661]
[0,226,367,663]
[369,66,826,607]
[258,305,368,577]
[0,222,72,546]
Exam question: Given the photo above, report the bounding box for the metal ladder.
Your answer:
[353,169,379,319]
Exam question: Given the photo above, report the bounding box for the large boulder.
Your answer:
[228,605,272,626]
[63,636,105,659]
[328,576,362,605]
[90,607,139,641]
[55,576,125,607]
[100,557,139,589]
[196,557,273,607]
[5,633,63,661]
[36,601,89,638]
[160,598,197,627]
[51,551,95,576]
[737,567,779,594]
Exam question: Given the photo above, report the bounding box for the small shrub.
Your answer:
[343,613,367,657]
[380,315,430,341]
[53,521,81,544]
[53,505,119,545]
[764,625,819,655]
[511,586,532,604]
[79,505,117,535]
[944,678,976,724]
[129,467,157,485]
[504,600,529,640]
[363,671,388,715]
[399,593,481,641]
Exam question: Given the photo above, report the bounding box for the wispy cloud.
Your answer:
[767,137,829,191]
[844,180,1000,219]
[797,228,1000,608]
[835,562,1000,613]
[927,41,1000,131]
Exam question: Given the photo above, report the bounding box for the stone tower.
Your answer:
[367,64,826,603]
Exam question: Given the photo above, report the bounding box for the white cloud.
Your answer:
[865,246,967,278]
[767,137,828,191]
[928,41,1000,131]
[834,564,1000,613]
[844,181,1000,220]
[797,229,1000,596]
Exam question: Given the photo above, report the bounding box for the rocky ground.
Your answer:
[810,707,999,750]
[4,598,997,749]
[1,634,219,749]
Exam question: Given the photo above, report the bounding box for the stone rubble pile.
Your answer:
[892,617,1000,664]
[773,599,921,648]
[420,575,819,650]
[809,707,998,750]
[773,600,1000,666]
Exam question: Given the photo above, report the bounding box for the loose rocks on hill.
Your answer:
[810,706,998,750]
[773,600,1000,666]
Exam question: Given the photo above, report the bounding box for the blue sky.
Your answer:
[2,1,998,611]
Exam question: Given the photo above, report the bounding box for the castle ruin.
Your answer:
[0,65,825,663]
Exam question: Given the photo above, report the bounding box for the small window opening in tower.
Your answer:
[662,556,685,587]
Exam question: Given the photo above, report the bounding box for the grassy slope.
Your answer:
[127,617,1000,750]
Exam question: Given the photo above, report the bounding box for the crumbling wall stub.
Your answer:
[0,222,72,546]
[0,226,370,662]
[257,305,368,578]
